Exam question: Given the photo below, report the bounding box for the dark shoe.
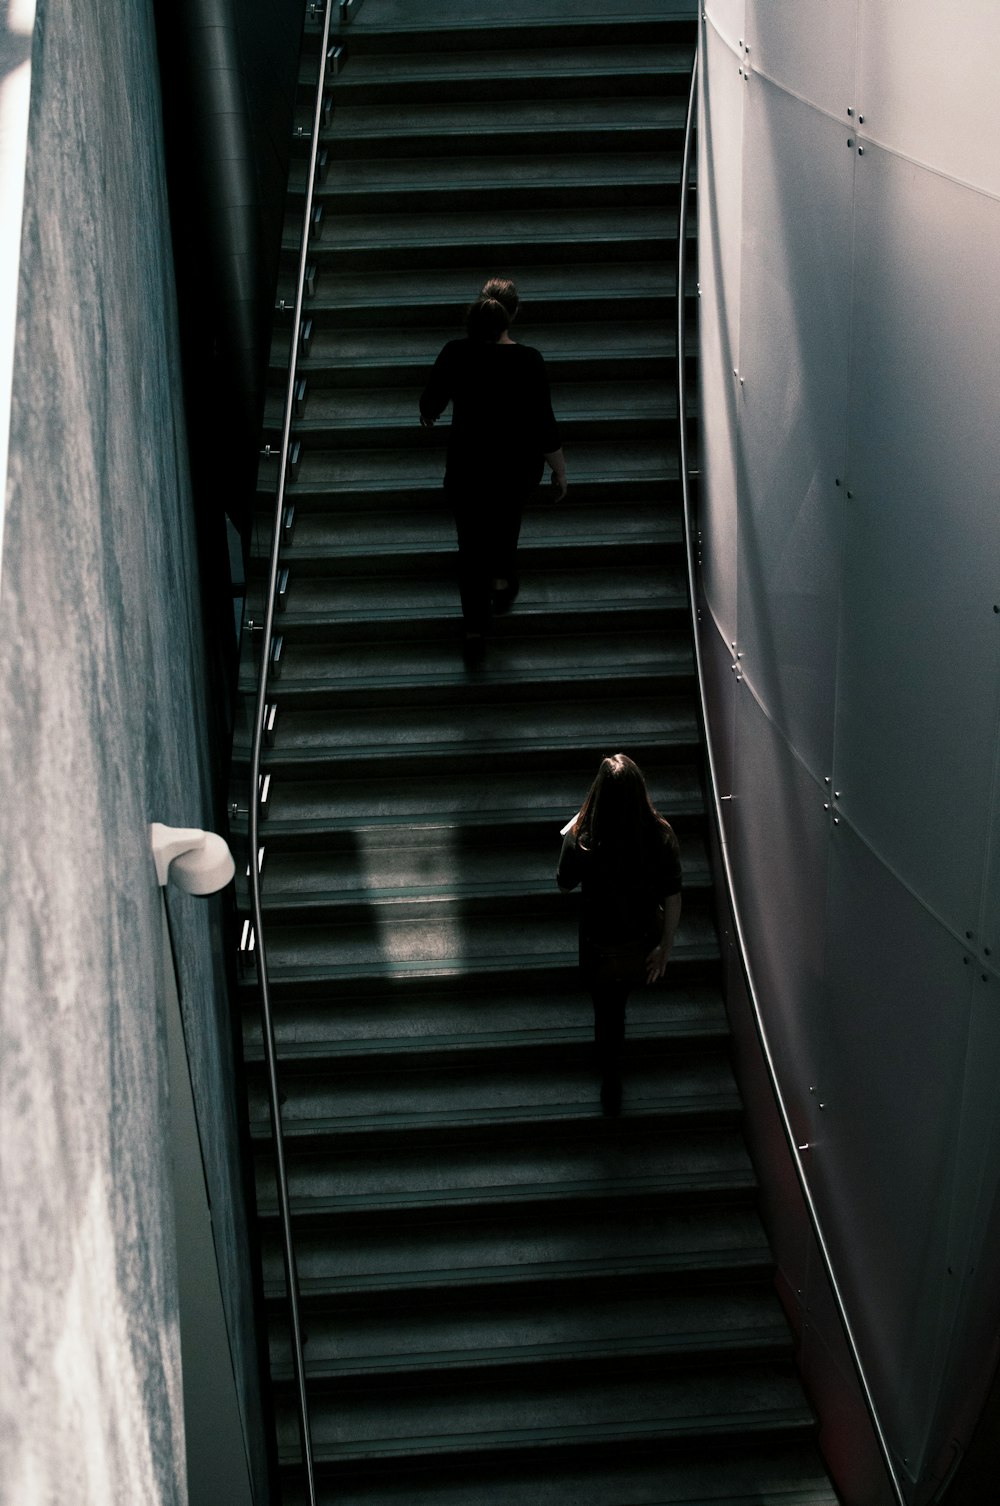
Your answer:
[491,576,520,613]
[600,1077,622,1116]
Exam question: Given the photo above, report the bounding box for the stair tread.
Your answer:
[279,1447,836,1505]
[272,1288,791,1375]
[320,97,686,140]
[245,979,723,1055]
[252,1053,739,1128]
[277,1364,814,1459]
[259,1125,758,1211]
[270,564,687,624]
[320,42,692,89]
[253,829,709,901]
[284,204,685,252]
[262,1203,768,1293]
[253,908,718,976]
[267,372,677,415]
[243,762,704,832]
[300,151,677,194]
[276,260,688,312]
[262,440,681,498]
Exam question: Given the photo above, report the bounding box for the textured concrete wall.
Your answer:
[0,2,266,1502]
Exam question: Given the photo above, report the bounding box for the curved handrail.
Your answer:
[246,5,335,1503]
[675,36,907,1506]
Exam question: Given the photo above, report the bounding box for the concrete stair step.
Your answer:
[237,757,705,835]
[247,906,718,984]
[260,1201,769,1301]
[244,978,724,1062]
[268,333,686,389]
[304,42,694,107]
[250,1051,739,1144]
[289,151,680,220]
[256,443,682,507]
[257,1124,758,1224]
[270,1286,792,1382]
[281,204,692,270]
[298,98,686,161]
[241,627,693,707]
[259,564,689,638]
[241,700,701,784]
[251,828,709,909]
[274,1363,816,1467]
[273,260,695,326]
[278,1444,837,1506]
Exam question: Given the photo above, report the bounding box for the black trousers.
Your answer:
[448,485,528,633]
[590,983,629,1085]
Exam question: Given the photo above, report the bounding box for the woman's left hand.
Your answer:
[645,944,671,983]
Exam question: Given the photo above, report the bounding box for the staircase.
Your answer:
[235,3,839,1502]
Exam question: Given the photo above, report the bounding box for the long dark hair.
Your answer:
[573,753,671,855]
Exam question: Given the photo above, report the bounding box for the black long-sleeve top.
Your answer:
[557,826,682,948]
[419,338,560,492]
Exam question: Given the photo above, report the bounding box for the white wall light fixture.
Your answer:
[151,823,236,896]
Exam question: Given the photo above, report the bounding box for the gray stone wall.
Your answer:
[0,2,265,1501]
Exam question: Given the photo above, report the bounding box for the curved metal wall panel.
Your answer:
[735,73,852,774]
[699,1,1000,1498]
[839,149,1000,935]
[697,17,744,642]
[820,827,975,1472]
[857,0,1000,198]
[728,684,831,1126]
[750,0,858,123]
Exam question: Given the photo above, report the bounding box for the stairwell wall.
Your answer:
[697,3,1000,1502]
[0,1,267,1502]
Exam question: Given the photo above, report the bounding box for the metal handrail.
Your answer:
[246,5,336,1503]
[676,35,907,1506]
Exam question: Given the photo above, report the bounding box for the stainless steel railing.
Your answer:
[675,34,907,1506]
[245,5,338,1503]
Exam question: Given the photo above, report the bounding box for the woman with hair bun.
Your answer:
[557,754,682,1115]
[419,278,567,661]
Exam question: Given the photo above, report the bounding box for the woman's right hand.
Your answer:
[549,470,567,500]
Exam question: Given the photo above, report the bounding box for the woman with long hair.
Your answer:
[419,278,567,661]
[557,754,682,1114]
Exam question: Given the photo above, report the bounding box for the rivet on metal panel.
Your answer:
[847,139,854,149]
[858,147,865,156]
[833,817,840,825]
[984,975,990,984]
[834,477,841,486]
[823,803,830,811]
[737,652,743,659]
[834,790,841,799]
[847,107,854,117]
[846,491,854,500]
[824,776,831,784]
[819,1102,826,1110]
[963,957,971,965]
[966,931,974,939]
[858,114,865,123]
[985,948,992,956]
